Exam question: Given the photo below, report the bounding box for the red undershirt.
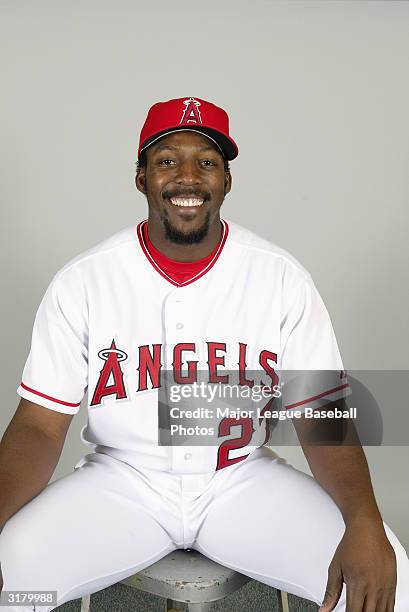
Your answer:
[142,220,222,285]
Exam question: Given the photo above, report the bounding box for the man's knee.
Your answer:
[383,522,409,610]
[0,510,51,589]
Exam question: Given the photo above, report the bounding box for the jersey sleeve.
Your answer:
[17,268,88,414]
[280,273,350,412]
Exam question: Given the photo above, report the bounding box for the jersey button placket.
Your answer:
[164,288,195,474]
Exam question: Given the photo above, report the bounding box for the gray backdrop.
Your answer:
[1,1,408,549]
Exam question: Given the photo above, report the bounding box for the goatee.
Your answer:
[163,211,211,245]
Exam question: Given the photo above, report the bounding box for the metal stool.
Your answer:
[80,549,290,611]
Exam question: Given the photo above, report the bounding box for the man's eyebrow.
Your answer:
[151,143,218,153]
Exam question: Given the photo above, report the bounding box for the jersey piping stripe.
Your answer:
[284,382,350,410]
[20,382,81,407]
[136,219,229,287]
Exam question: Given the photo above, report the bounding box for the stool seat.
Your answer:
[80,549,290,611]
[120,548,252,604]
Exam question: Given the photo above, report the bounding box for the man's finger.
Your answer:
[386,590,397,612]
[376,589,396,612]
[361,590,382,611]
[319,564,343,611]
[345,583,366,612]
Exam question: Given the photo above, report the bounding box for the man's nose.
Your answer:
[175,159,201,184]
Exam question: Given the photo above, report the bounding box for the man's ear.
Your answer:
[225,171,232,196]
[135,168,146,194]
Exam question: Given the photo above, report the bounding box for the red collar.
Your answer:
[136,219,229,287]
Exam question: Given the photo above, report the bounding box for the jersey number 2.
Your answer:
[215,394,274,470]
[215,417,255,470]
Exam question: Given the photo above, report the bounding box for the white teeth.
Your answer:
[170,197,204,207]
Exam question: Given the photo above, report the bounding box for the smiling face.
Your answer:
[135,130,232,247]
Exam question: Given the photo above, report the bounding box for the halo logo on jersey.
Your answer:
[90,339,128,406]
[180,97,202,125]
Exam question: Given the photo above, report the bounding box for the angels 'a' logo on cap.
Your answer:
[180,97,202,125]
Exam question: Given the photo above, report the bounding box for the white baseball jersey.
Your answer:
[17,218,349,473]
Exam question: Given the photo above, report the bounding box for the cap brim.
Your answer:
[139,126,238,161]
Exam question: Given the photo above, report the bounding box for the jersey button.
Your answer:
[184,453,192,460]
[176,322,184,330]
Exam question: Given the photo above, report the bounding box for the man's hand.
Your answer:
[319,519,397,611]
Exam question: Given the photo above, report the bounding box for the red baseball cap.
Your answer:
[138,96,239,162]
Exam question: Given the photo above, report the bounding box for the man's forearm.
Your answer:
[0,421,64,532]
[292,399,385,529]
[301,441,384,528]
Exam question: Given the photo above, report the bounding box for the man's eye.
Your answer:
[157,159,216,166]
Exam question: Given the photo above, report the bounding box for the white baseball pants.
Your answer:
[0,446,408,611]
